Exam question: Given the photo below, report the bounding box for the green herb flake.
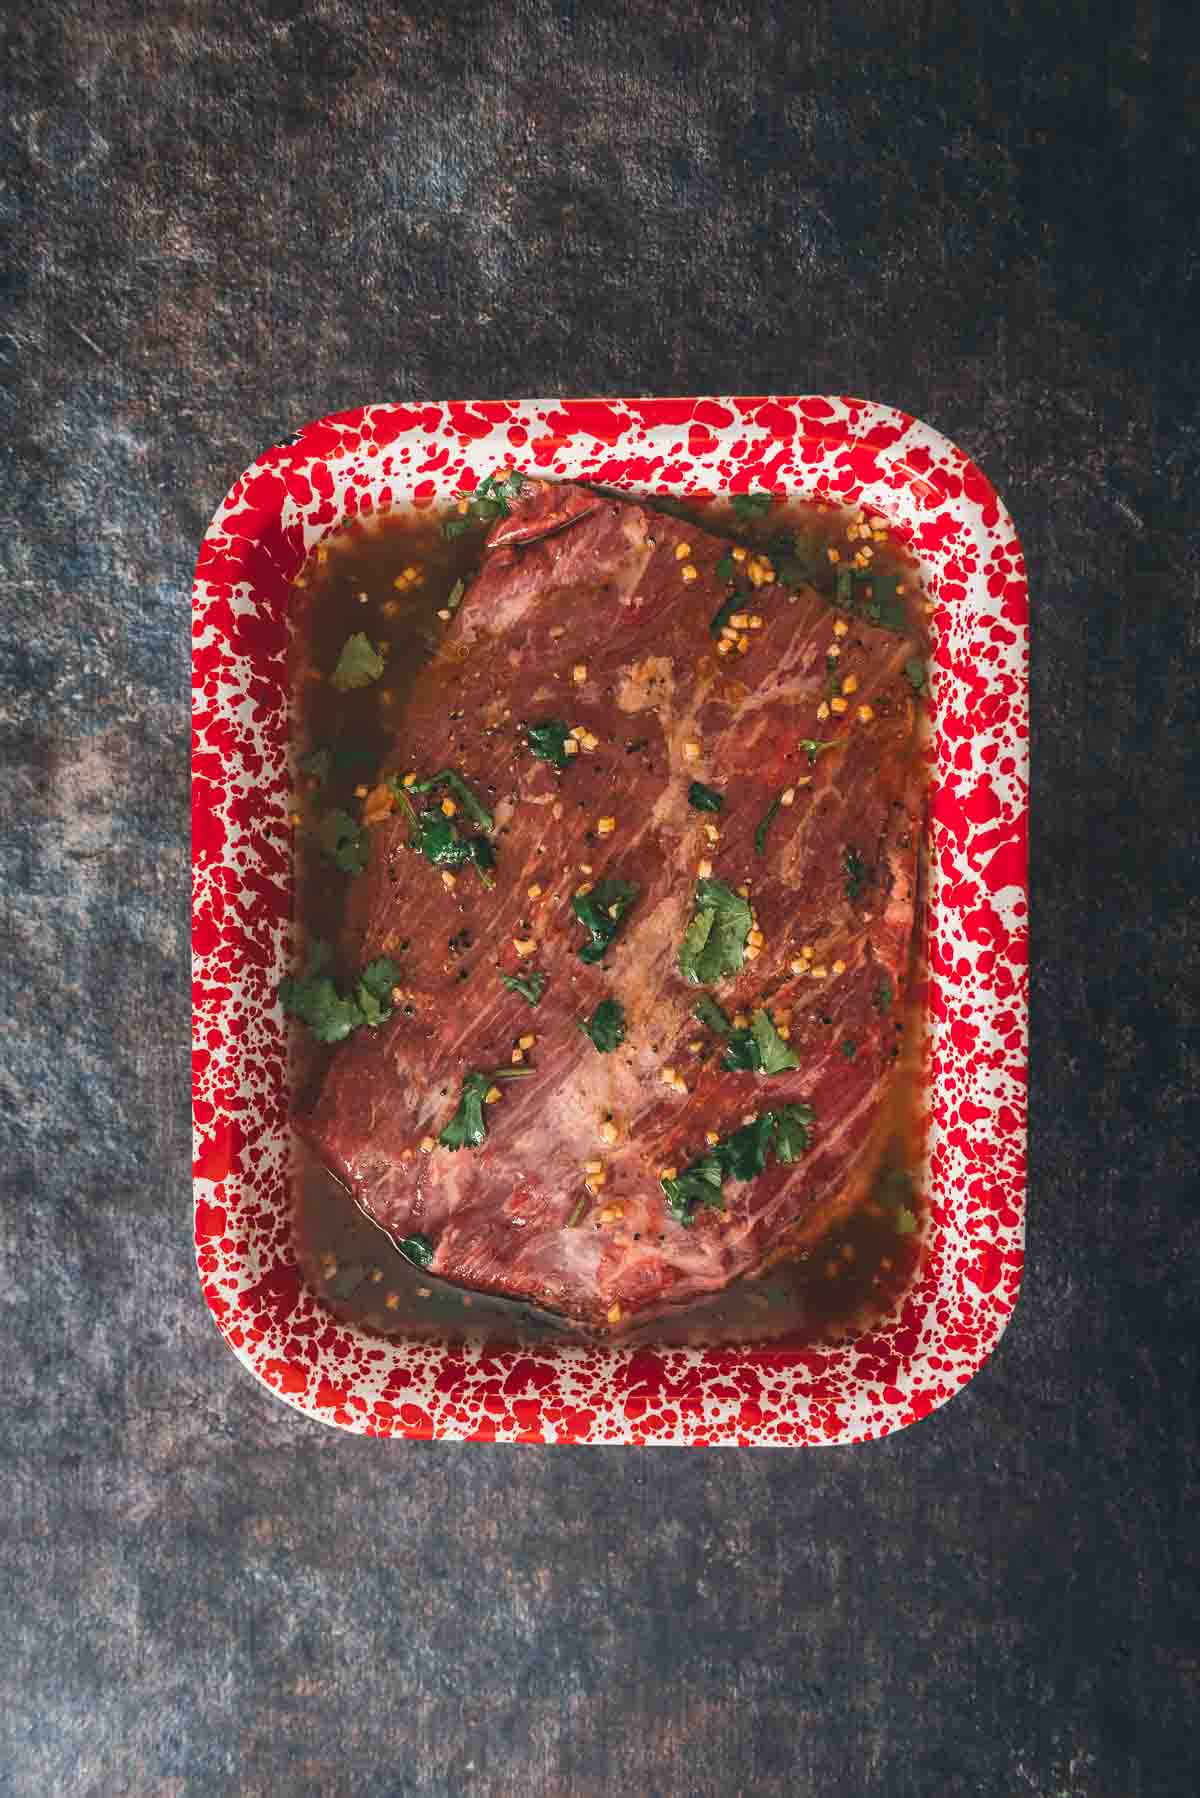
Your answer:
[436,1065,533,1150]
[572,879,639,964]
[835,565,854,610]
[677,878,753,985]
[895,1206,918,1236]
[839,1038,858,1060]
[754,793,784,856]
[445,578,466,615]
[730,492,775,518]
[579,996,626,1054]
[315,807,368,876]
[693,994,733,1036]
[501,970,547,1006]
[331,632,386,691]
[661,1151,726,1227]
[772,1102,816,1162]
[687,780,724,814]
[710,591,742,637]
[715,552,736,583]
[396,1233,435,1268]
[844,846,868,901]
[903,656,929,696]
[662,1102,815,1226]
[798,737,837,767]
[873,978,894,1014]
[437,1071,491,1151]
[409,767,494,831]
[525,719,572,769]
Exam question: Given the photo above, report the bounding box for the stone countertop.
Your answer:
[1,4,1196,1795]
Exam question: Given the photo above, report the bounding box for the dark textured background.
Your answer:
[2,3,1197,1794]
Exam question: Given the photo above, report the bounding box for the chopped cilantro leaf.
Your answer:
[442,517,473,540]
[754,793,784,855]
[751,1008,800,1073]
[525,719,572,769]
[437,1065,533,1150]
[896,1206,919,1236]
[720,1030,761,1071]
[772,1102,816,1162]
[715,552,736,583]
[445,578,466,615]
[677,878,753,985]
[730,492,775,518]
[873,978,893,1013]
[579,997,626,1053]
[331,632,386,690]
[437,1072,490,1150]
[316,807,368,876]
[835,565,854,610]
[501,970,547,1006]
[839,1037,857,1059]
[720,1008,799,1074]
[572,879,639,964]
[904,656,929,696]
[396,1233,435,1268]
[693,994,733,1036]
[844,846,868,901]
[687,780,724,813]
[798,737,837,766]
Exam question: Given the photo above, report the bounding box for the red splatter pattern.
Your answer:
[191,396,1028,1445]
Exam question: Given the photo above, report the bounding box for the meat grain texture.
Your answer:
[305,481,923,1330]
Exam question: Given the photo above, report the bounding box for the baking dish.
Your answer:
[192,396,1027,1444]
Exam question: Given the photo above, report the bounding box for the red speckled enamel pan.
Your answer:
[192,397,1027,1444]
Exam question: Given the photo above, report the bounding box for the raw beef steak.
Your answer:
[301,479,923,1331]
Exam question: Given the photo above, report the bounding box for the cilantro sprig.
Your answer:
[729,492,775,518]
[661,1102,816,1226]
[677,878,752,985]
[278,942,402,1043]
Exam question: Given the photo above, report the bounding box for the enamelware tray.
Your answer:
[192,396,1027,1444]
